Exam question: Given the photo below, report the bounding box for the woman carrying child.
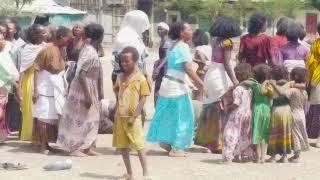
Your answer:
[194,16,240,153]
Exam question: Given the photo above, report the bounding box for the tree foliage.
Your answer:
[0,0,34,16]
[162,0,305,23]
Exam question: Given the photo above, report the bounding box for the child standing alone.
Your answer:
[113,47,150,180]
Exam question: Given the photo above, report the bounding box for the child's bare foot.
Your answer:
[220,159,232,164]
[169,150,186,157]
[277,156,288,163]
[40,149,50,155]
[70,150,88,157]
[233,156,241,163]
[316,140,320,148]
[253,159,261,164]
[288,157,300,163]
[118,174,133,180]
[266,157,276,163]
[85,149,101,156]
[159,143,171,152]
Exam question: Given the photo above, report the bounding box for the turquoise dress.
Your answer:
[147,42,194,150]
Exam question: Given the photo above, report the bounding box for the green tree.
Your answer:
[0,0,34,16]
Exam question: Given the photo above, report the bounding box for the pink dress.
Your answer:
[222,85,253,160]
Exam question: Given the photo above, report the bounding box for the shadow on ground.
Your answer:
[79,172,120,180]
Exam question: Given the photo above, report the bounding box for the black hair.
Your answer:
[7,17,21,39]
[248,12,267,34]
[271,65,288,81]
[291,67,307,83]
[26,24,43,44]
[297,22,307,40]
[285,22,302,42]
[168,21,187,40]
[318,23,320,35]
[84,23,104,41]
[234,63,252,82]
[253,64,271,83]
[192,29,209,47]
[209,16,241,39]
[120,46,139,62]
[56,26,71,40]
[276,17,292,36]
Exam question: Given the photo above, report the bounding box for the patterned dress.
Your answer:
[57,44,101,152]
[222,85,253,160]
[268,82,293,156]
[251,80,272,144]
[286,88,309,152]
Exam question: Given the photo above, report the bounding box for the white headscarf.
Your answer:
[113,10,150,55]
[0,51,19,91]
[157,22,170,31]
[120,10,150,37]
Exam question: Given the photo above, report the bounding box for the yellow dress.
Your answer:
[20,67,34,141]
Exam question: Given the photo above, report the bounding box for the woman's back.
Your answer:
[239,34,273,66]
[167,42,191,72]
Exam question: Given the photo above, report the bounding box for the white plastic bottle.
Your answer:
[43,159,72,171]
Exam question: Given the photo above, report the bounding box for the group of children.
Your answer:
[222,64,309,164]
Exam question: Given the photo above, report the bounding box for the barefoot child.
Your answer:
[242,64,272,163]
[270,67,309,163]
[267,66,293,163]
[113,47,150,179]
[222,63,254,163]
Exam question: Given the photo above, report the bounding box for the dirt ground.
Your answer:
[1,48,320,180]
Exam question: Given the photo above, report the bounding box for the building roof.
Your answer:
[21,0,86,15]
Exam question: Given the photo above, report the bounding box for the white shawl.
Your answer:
[20,43,45,73]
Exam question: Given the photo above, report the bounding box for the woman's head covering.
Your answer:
[120,10,150,37]
[113,10,150,58]
[157,22,170,31]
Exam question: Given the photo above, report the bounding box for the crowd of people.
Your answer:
[1,9,320,179]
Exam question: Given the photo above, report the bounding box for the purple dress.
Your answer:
[278,41,309,72]
[222,85,253,160]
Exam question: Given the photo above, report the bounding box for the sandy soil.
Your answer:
[1,48,320,180]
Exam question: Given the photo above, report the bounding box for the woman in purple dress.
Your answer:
[279,22,309,73]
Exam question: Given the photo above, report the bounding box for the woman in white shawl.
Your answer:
[20,24,47,141]
[0,33,20,143]
[112,10,150,85]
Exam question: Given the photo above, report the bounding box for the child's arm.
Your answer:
[128,96,147,125]
[239,79,254,87]
[270,80,286,96]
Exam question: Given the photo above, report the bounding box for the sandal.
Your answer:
[1,162,28,170]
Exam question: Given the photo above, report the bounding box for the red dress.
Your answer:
[238,34,274,66]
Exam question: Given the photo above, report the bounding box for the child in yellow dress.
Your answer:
[113,47,151,180]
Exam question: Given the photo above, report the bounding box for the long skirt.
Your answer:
[267,105,293,155]
[222,109,253,160]
[306,104,320,139]
[292,110,309,152]
[147,94,194,150]
[0,88,8,143]
[20,67,34,141]
[7,94,21,132]
[194,102,224,153]
[57,78,100,152]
